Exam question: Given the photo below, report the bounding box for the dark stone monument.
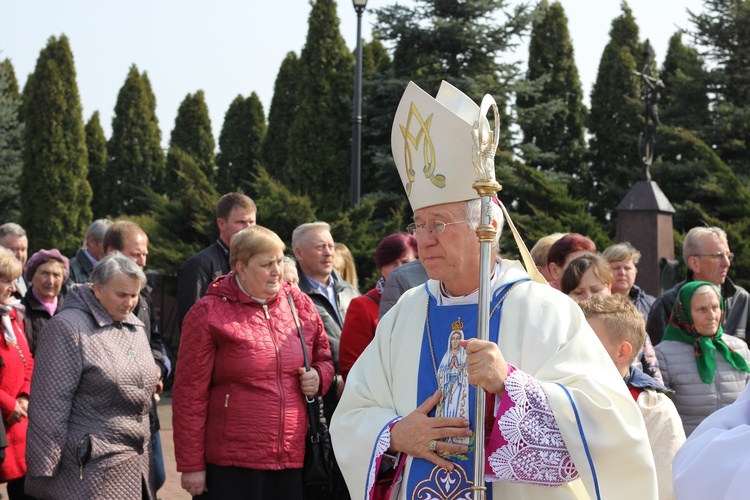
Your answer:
[616,182,675,296]
[615,40,675,297]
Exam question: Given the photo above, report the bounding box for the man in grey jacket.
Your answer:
[647,226,750,345]
[378,259,429,319]
[293,222,359,500]
[293,222,359,402]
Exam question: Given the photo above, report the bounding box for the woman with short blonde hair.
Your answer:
[230,225,285,270]
[0,250,22,282]
[175,225,334,498]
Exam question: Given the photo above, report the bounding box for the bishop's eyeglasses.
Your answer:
[406,220,468,235]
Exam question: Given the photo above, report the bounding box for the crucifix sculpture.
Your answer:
[633,39,665,181]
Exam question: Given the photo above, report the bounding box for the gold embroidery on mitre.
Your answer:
[398,102,446,196]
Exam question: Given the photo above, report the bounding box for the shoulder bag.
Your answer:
[288,293,334,499]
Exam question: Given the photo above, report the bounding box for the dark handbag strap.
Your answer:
[364,290,380,305]
[288,293,322,437]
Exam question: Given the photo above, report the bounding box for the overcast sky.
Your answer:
[1,0,707,147]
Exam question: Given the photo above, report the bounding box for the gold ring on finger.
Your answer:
[428,439,438,451]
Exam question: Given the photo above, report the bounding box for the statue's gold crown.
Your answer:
[452,317,464,331]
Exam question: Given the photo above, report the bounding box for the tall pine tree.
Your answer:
[166,90,215,190]
[691,0,750,178]
[215,92,266,196]
[21,35,92,254]
[262,51,298,177]
[85,112,108,219]
[587,2,643,226]
[500,160,611,253]
[0,59,23,223]
[375,0,531,151]
[285,0,354,215]
[359,38,402,201]
[516,1,587,179]
[660,32,711,132]
[370,0,531,212]
[106,65,165,216]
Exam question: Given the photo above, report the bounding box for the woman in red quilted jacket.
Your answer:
[173,225,334,499]
[0,248,34,499]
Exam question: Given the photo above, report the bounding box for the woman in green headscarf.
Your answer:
[655,281,750,436]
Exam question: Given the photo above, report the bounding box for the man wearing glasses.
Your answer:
[331,81,656,500]
[646,226,750,344]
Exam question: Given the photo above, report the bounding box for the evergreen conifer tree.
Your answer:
[216,92,266,196]
[370,0,531,210]
[359,39,400,199]
[106,65,165,216]
[131,145,220,275]
[262,51,298,176]
[362,38,390,74]
[169,146,219,245]
[587,2,643,225]
[516,1,587,179]
[499,161,611,255]
[250,167,317,243]
[691,0,750,178]
[285,0,354,215]
[166,90,215,190]
[651,126,750,289]
[375,0,531,152]
[21,34,92,254]
[0,59,23,222]
[660,32,710,132]
[85,112,108,219]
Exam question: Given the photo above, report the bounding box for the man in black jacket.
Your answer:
[176,193,256,328]
[647,226,750,345]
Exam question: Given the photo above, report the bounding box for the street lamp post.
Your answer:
[350,0,367,208]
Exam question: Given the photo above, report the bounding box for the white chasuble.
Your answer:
[331,260,657,500]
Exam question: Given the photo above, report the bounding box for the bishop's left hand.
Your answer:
[459,339,508,395]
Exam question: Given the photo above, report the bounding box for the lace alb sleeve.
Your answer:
[485,367,579,486]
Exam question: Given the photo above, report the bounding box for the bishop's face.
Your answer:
[414,201,481,297]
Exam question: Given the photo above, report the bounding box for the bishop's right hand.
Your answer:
[389,389,473,471]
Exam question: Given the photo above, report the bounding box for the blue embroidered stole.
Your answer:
[406,280,522,500]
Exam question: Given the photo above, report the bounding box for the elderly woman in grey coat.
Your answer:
[24,252,160,499]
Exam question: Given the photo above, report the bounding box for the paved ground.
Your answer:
[156,395,190,499]
[1,395,189,500]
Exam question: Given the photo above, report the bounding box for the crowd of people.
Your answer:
[0,80,745,500]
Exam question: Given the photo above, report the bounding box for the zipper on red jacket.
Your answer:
[266,303,286,464]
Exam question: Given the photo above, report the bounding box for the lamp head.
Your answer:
[353,0,367,10]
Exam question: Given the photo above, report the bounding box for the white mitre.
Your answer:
[391,80,548,284]
[391,80,488,212]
